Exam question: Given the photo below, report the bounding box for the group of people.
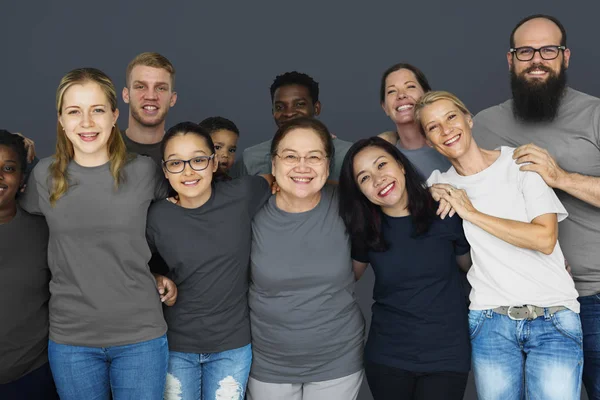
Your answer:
[1,13,599,400]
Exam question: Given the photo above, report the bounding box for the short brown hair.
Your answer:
[125,52,175,87]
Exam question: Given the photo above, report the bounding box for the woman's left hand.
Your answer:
[154,274,178,306]
[432,183,478,221]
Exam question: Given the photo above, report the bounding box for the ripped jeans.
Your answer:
[164,344,251,400]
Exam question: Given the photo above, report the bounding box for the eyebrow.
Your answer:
[279,148,324,154]
[132,80,170,87]
[64,104,106,109]
[275,97,308,104]
[387,80,417,89]
[166,150,209,159]
[356,156,386,179]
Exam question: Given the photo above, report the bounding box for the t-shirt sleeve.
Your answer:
[18,163,43,215]
[229,153,248,179]
[151,163,169,200]
[351,242,370,263]
[241,175,271,217]
[426,169,443,186]
[449,214,470,256]
[519,169,568,223]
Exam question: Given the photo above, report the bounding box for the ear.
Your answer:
[313,101,321,116]
[381,101,390,117]
[163,166,169,180]
[212,156,219,173]
[57,113,64,131]
[112,108,119,126]
[425,138,434,148]
[506,51,514,71]
[170,92,178,108]
[563,48,571,69]
[271,158,277,176]
[122,87,130,104]
[467,114,473,129]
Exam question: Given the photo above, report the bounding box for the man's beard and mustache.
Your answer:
[131,106,168,128]
[510,64,567,123]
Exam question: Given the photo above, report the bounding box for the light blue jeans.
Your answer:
[469,309,583,400]
[164,343,252,400]
[48,334,168,400]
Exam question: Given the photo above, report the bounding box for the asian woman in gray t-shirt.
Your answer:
[247,117,365,400]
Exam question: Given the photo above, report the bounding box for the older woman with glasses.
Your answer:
[146,122,274,400]
[246,117,365,400]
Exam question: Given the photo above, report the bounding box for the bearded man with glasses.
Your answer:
[474,14,600,399]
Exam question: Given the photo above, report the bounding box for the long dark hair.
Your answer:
[338,137,436,253]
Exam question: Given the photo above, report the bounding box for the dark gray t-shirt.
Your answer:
[20,156,168,347]
[0,208,50,383]
[122,132,163,165]
[474,88,600,296]
[249,185,365,383]
[146,176,271,354]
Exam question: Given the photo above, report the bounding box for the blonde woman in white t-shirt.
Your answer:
[414,91,582,400]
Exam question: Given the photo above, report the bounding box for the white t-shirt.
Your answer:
[427,147,580,312]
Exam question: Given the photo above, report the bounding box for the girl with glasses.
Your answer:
[147,122,274,400]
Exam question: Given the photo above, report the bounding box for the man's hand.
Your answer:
[14,133,36,163]
[513,144,566,188]
[153,274,178,306]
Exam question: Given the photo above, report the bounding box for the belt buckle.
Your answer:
[507,305,529,320]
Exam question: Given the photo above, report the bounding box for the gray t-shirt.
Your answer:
[396,143,452,179]
[474,87,600,296]
[20,155,168,347]
[122,132,163,165]
[0,207,50,384]
[146,176,271,354]
[230,137,353,180]
[249,185,365,383]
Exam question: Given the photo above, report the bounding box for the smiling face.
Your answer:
[58,81,119,165]
[508,18,570,86]
[0,145,23,213]
[163,133,218,208]
[353,145,408,216]
[382,68,426,125]
[272,85,320,128]
[271,128,329,200]
[210,129,238,173]
[419,99,474,161]
[123,65,177,128]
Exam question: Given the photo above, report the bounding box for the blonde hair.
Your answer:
[414,91,472,128]
[125,52,175,88]
[50,68,129,206]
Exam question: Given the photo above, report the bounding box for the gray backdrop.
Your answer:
[4,1,595,399]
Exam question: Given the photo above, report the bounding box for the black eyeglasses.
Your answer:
[509,45,566,61]
[162,154,215,173]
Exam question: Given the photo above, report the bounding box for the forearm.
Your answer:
[557,172,600,208]
[466,212,557,255]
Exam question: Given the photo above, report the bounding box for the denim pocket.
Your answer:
[468,310,485,339]
[551,310,583,344]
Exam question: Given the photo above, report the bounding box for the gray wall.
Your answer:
[4,1,594,399]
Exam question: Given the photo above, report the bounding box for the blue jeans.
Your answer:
[579,294,600,399]
[48,334,168,400]
[469,309,583,400]
[164,343,252,400]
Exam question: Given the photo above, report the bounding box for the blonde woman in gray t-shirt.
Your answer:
[247,117,365,400]
[20,68,176,400]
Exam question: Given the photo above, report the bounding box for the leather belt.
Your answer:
[493,305,567,320]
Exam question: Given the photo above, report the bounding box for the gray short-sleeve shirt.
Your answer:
[19,155,168,347]
[146,176,271,354]
[249,185,365,383]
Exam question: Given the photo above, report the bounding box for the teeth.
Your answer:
[396,104,413,111]
[444,135,460,145]
[292,177,312,182]
[183,180,199,185]
[529,70,546,75]
[144,106,157,110]
[379,182,394,195]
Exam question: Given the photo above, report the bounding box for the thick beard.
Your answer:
[130,106,168,128]
[510,64,567,123]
